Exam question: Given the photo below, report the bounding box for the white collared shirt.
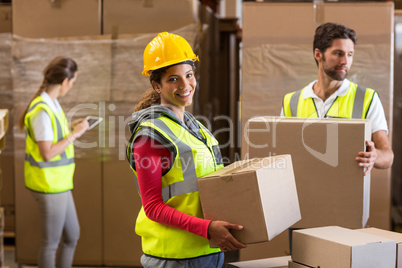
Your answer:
[280,79,388,134]
[30,92,64,141]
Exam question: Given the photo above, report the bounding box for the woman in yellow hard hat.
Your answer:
[126,32,247,267]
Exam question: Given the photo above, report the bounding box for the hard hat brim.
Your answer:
[142,57,199,76]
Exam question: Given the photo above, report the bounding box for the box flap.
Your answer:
[257,155,301,239]
[201,156,291,179]
[352,241,396,267]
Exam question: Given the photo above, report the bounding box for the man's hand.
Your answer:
[356,130,393,176]
[208,220,247,252]
[356,140,376,176]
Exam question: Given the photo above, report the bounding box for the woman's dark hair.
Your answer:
[18,56,78,129]
[133,63,196,112]
[313,23,357,66]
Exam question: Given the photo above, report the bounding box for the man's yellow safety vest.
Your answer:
[283,82,377,119]
[127,106,223,259]
[24,96,75,193]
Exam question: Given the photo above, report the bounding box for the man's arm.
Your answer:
[356,130,394,175]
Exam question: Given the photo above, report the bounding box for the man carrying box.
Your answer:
[281,22,393,175]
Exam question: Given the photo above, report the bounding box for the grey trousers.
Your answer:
[140,252,225,268]
[31,190,80,268]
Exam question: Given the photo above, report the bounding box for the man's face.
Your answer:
[319,38,355,81]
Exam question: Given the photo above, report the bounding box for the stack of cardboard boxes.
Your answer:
[228,226,402,267]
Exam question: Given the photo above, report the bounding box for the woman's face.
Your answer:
[153,64,196,111]
[60,72,78,97]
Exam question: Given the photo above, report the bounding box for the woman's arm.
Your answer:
[134,136,211,238]
[134,136,247,251]
[37,119,89,161]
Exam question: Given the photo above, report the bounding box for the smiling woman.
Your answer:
[152,63,196,119]
[126,32,247,268]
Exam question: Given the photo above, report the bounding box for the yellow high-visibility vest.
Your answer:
[127,108,223,259]
[24,96,75,193]
[283,82,376,119]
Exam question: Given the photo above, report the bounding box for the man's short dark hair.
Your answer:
[313,23,357,65]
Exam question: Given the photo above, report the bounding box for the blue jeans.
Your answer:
[140,252,224,268]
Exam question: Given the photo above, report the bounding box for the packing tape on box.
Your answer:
[219,157,263,179]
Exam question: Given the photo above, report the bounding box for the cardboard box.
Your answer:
[198,154,301,245]
[244,117,371,229]
[356,227,402,268]
[0,5,11,33]
[103,160,143,266]
[103,0,197,35]
[292,226,396,268]
[12,0,100,38]
[15,159,103,265]
[227,255,290,268]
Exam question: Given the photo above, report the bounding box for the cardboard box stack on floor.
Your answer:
[198,155,301,246]
[291,226,397,268]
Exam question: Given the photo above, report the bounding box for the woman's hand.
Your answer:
[71,119,89,139]
[70,118,84,129]
[208,220,247,252]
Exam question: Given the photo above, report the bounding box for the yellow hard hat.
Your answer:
[142,32,199,76]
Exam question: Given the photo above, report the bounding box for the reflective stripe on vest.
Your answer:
[289,89,301,117]
[152,119,198,202]
[285,83,375,119]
